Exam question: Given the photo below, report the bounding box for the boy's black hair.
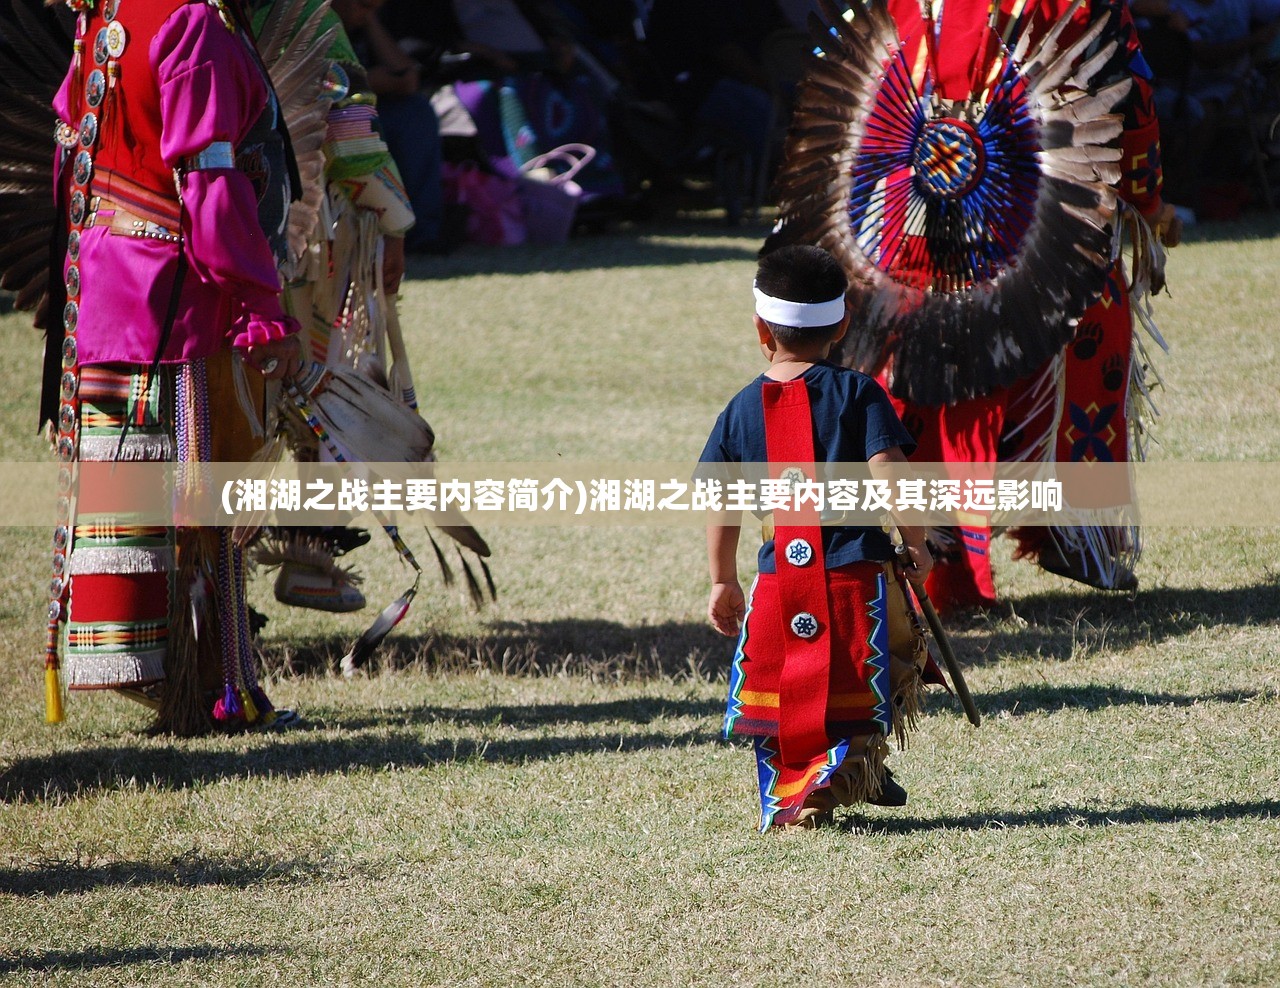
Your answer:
[755,245,848,346]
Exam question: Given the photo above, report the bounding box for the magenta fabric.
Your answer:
[57,2,297,365]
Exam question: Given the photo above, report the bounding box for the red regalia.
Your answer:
[725,377,929,830]
[764,0,1170,611]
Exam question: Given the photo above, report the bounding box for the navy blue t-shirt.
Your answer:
[698,361,915,573]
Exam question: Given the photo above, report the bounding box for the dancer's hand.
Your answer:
[1153,201,1183,249]
[897,541,934,587]
[708,581,746,636]
[245,335,303,381]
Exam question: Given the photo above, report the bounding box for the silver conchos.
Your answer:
[73,150,93,186]
[52,552,66,576]
[62,336,78,367]
[67,229,80,261]
[55,121,78,148]
[63,300,79,332]
[86,68,106,107]
[47,599,62,622]
[69,190,86,225]
[103,0,120,20]
[61,371,78,400]
[79,111,97,147]
[57,436,75,462]
[93,26,109,65]
[53,525,70,550]
[65,265,80,298]
[104,20,127,58]
[56,494,72,521]
[50,577,64,599]
[58,466,74,494]
[59,403,76,434]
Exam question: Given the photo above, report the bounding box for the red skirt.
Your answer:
[725,561,894,829]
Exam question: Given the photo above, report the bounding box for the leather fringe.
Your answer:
[154,529,215,736]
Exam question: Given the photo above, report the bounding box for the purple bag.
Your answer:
[441,161,526,247]
[517,143,596,245]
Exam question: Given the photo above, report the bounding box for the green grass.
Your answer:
[1,215,1279,986]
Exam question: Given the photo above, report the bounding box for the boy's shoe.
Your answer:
[274,561,366,613]
[866,768,908,807]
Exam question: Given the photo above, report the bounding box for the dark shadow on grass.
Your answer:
[0,855,326,897]
[324,695,722,733]
[264,618,728,680]
[976,684,1267,716]
[403,220,768,282]
[947,581,1280,667]
[840,798,1280,834]
[0,943,275,976]
[0,725,717,803]
[261,580,1278,682]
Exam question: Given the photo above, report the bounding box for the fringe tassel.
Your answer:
[826,734,891,807]
[480,559,497,601]
[459,549,484,609]
[79,434,173,462]
[155,529,214,736]
[68,546,174,575]
[425,528,455,587]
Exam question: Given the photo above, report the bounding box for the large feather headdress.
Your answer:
[764,0,1132,405]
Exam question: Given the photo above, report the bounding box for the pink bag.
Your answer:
[517,144,596,246]
[441,161,526,247]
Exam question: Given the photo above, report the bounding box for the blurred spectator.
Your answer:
[333,0,454,253]
[776,0,820,30]
[1152,0,1280,215]
[1169,0,1280,104]
[644,0,788,220]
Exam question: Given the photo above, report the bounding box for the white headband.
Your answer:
[753,286,846,328]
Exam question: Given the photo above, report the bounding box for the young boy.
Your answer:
[701,245,935,831]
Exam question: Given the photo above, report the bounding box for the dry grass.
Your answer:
[0,214,1278,986]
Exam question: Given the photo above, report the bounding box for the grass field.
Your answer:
[1,213,1278,987]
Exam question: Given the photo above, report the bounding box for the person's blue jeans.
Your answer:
[376,92,445,250]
